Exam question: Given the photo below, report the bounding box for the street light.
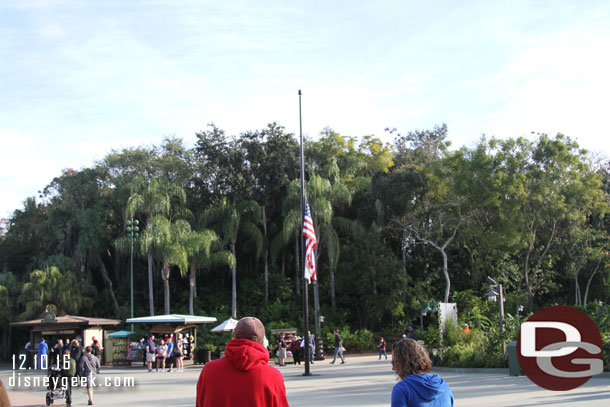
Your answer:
[419,300,439,331]
[516,304,524,322]
[126,219,139,332]
[315,315,325,360]
[486,276,505,353]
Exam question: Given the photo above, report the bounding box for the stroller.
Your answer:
[46,366,67,406]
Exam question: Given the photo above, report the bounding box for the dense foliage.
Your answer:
[1,122,609,366]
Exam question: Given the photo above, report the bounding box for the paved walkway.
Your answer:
[2,354,608,406]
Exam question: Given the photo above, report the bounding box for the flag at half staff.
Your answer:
[303,198,317,282]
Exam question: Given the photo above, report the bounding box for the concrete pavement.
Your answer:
[2,354,609,406]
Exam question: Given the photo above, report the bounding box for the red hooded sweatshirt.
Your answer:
[196,338,289,407]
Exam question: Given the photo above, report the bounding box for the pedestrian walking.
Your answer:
[37,338,48,369]
[406,324,419,340]
[291,336,302,365]
[78,346,101,406]
[307,331,315,364]
[61,348,76,407]
[378,337,388,360]
[330,329,345,364]
[276,334,287,366]
[91,338,102,364]
[70,340,83,376]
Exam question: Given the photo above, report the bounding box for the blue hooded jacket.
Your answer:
[391,373,454,407]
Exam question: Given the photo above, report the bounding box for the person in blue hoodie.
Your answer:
[391,338,454,407]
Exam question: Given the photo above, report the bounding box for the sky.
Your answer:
[1,0,610,220]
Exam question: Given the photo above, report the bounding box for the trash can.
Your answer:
[196,348,211,364]
[507,341,522,376]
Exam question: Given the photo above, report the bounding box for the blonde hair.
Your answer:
[392,338,431,379]
[0,379,11,407]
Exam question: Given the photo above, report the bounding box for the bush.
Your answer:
[443,342,507,368]
[348,329,375,352]
[324,328,375,352]
[420,326,441,348]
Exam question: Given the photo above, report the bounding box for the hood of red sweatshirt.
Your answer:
[224,339,270,372]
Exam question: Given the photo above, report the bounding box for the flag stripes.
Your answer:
[303,198,317,282]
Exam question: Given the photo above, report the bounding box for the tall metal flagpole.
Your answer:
[299,90,311,376]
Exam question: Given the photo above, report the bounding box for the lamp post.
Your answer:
[516,304,524,322]
[315,314,325,360]
[486,276,505,353]
[126,219,139,332]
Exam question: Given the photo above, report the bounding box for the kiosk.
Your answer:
[126,314,217,363]
[11,310,121,366]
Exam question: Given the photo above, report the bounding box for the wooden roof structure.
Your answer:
[11,315,121,328]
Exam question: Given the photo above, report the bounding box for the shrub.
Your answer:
[421,326,441,348]
[443,342,507,368]
[324,327,375,352]
[348,329,375,352]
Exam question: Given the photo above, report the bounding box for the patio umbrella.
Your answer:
[211,318,239,332]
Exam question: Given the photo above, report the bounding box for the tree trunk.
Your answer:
[231,241,237,319]
[584,258,602,305]
[313,247,321,356]
[147,214,155,316]
[1,325,11,359]
[372,267,377,296]
[523,235,535,310]
[441,249,450,303]
[329,256,336,309]
[100,262,120,314]
[162,263,170,315]
[575,273,581,306]
[402,230,408,303]
[189,265,196,315]
[295,230,300,296]
[264,250,269,304]
[193,268,197,299]
[262,206,268,305]
[313,281,321,352]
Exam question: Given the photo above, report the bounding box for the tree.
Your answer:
[182,227,235,315]
[236,123,299,303]
[141,216,189,315]
[0,272,22,358]
[394,151,468,303]
[201,198,263,319]
[284,170,351,310]
[127,178,187,315]
[18,266,92,319]
[489,135,605,309]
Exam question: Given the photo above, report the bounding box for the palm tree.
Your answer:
[18,266,92,319]
[182,227,235,315]
[201,198,263,319]
[127,177,186,315]
[141,216,189,315]
[283,171,350,309]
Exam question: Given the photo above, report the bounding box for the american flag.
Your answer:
[303,198,317,282]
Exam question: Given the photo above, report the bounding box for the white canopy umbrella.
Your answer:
[211,318,239,332]
[125,314,217,325]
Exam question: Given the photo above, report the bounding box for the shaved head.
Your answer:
[233,317,265,344]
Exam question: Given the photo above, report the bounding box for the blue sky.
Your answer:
[1,0,609,220]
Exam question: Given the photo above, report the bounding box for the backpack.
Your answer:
[62,358,76,377]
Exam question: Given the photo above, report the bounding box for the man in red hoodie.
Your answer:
[196,317,289,407]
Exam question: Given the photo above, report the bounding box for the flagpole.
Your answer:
[299,89,311,376]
